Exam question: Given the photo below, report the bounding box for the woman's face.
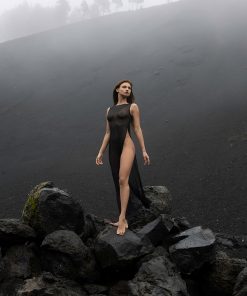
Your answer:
[116,82,132,97]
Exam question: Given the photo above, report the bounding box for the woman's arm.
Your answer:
[130,103,150,165]
[130,103,147,153]
[98,107,111,155]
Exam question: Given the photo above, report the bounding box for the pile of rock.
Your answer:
[0,181,246,296]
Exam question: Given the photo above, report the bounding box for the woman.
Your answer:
[96,79,151,236]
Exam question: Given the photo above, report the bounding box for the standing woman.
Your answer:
[96,80,151,236]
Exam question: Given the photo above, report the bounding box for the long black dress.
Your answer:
[107,103,150,221]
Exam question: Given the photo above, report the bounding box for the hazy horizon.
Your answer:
[0,0,179,16]
[0,0,180,43]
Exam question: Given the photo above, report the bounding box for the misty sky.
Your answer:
[0,0,176,15]
[0,0,180,43]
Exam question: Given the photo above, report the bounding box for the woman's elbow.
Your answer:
[134,126,142,133]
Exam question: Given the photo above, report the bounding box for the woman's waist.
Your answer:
[109,129,131,139]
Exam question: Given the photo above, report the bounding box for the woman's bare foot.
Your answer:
[109,219,128,229]
[117,217,127,235]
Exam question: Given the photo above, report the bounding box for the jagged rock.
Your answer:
[135,245,200,296]
[173,216,191,231]
[128,252,189,296]
[143,185,172,216]
[94,225,154,270]
[2,243,41,280]
[136,215,173,246]
[83,283,108,294]
[1,181,246,296]
[80,213,106,243]
[41,230,98,281]
[0,218,36,247]
[170,226,204,243]
[126,185,173,230]
[0,248,5,282]
[169,226,216,274]
[109,281,130,296]
[159,215,191,248]
[162,214,177,233]
[0,278,24,296]
[184,278,201,296]
[137,245,170,264]
[233,267,247,296]
[215,232,247,260]
[127,207,158,230]
[21,181,84,238]
[200,251,247,296]
[16,272,87,296]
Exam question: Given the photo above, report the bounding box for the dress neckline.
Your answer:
[115,103,130,106]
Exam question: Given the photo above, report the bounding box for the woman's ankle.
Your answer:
[119,215,126,221]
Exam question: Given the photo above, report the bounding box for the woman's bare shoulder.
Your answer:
[106,106,111,116]
[130,103,139,114]
[130,103,139,109]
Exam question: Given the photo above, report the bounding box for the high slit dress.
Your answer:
[107,103,150,221]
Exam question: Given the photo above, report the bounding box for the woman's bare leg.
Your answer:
[117,131,135,235]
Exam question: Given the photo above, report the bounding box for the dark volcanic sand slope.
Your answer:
[0,0,246,234]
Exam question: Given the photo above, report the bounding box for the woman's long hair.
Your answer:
[112,79,136,105]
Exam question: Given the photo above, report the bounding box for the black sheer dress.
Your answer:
[107,103,150,221]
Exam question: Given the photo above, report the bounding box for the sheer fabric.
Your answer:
[107,103,150,220]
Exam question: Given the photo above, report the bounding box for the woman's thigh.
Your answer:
[119,131,135,182]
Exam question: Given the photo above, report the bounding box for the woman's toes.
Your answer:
[110,222,119,227]
[116,220,126,235]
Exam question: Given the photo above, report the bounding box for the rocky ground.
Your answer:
[0,181,246,295]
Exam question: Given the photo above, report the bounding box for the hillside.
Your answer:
[0,0,246,234]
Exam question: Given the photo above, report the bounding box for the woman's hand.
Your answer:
[96,152,103,165]
[143,151,150,165]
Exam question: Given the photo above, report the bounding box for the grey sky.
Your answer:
[0,0,177,16]
[0,0,180,43]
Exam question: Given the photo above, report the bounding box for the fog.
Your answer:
[0,0,179,43]
[0,0,247,235]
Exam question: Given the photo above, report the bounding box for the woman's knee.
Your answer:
[119,176,129,187]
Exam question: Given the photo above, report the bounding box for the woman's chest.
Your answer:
[107,107,131,122]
